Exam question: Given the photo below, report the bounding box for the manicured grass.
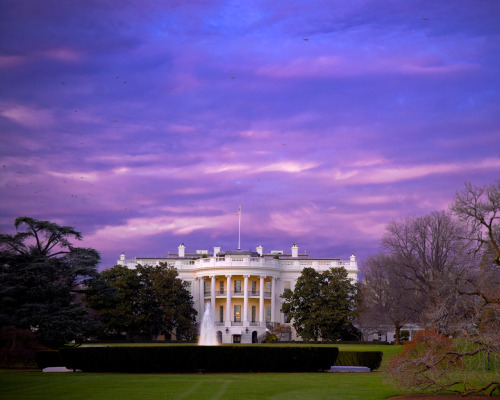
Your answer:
[0,369,400,400]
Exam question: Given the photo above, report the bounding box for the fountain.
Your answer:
[198,302,219,345]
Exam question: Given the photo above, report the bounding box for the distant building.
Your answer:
[118,243,359,344]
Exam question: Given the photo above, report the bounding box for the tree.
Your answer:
[381,210,473,331]
[84,265,142,339]
[86,263,197,340]
[281,267,358,341]
[358,253,419,345]
[451,181,500,267]
[0,217,101,347]
[386,182,500,396]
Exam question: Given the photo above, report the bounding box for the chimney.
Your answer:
[214,246,221,256]
[120,252,125,261]
[178,243,185,258]
[291,243,299,258]
[256,245,263,256]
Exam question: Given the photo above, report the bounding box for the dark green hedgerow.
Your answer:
[334,351,383,370]
[35,350,64,369]
[59,346,339,373]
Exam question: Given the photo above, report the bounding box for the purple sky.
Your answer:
[1,0,499,270]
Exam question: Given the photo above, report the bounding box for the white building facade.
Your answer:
[117,243,358,344]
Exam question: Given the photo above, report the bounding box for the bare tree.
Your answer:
[358,253,420,344]
[386,182,500,396]
[382,210,473,330]
[451,181,500,267]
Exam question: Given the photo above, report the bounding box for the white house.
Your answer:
[117,243,359,343]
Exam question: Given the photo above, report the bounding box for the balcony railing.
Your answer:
[204,290,272,298]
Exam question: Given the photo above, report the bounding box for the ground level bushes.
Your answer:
[59,345,339,373]
[386,330,500,396]
[0,326,48,368]
[334,351,383,370]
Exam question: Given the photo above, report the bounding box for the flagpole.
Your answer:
[237,205,241,250]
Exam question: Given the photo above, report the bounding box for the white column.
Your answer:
[243,275,249,326]
[210,275,216,317]
[226,275,232,326]
[199,276,205,318]
[259,275,265,326]
[271,277,276,323]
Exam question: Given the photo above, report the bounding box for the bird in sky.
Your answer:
[303,38,309,41]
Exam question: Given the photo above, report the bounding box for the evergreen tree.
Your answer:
[86,263,197,340]
[281,267,358,341]
[0,217,101,347]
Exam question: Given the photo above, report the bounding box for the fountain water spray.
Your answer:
[198,302,219,345]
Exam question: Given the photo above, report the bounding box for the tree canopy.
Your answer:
[281,267,358,341]
[0,217,101,347]
[85,263,197,341]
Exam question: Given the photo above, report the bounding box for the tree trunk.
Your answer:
[394,325,401,345]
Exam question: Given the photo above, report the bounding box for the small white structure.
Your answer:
[118,243,358,344]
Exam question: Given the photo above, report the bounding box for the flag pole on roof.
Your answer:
[236,205,241,250]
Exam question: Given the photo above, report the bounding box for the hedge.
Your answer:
[35,350,64,369]
[59,346,339,373]
[334,351,383,370]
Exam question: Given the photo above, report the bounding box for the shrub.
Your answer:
[386,330,463,393]
[35,350,64,369]
[334,351,383,370]
[265,334,278,343]
[400,330,410,342]
[0,326,48,368]
[59,345,339,373]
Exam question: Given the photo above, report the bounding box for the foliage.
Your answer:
[59,345,339,373]
[281,267,358,341]
[383,181,500,396]
[0,217,101,348]
[387,330,469,394]
[265,333,277,343]
[334,350,383,370]
[85,263,197,340]
[34,350,64,369]
[0,326,48,368]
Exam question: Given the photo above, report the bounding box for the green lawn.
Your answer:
[0,369,400,400]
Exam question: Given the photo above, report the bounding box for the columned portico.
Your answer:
[259,275,265,326]
[210,275,216,315]
[225,275,232,326]
[118,243,359,344]
[243,275,249,327]
[271,277,276,323]
[199,276,205,317]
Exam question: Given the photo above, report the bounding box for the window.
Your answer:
[251,306,256,323]
[234,305,241,322]
[219,280,224,294]
[265,281,271,296]
[251,281,257,295]
[234,280,241,294]
[204,281,210,295]
[219,306,224,323]
[283,281,291,292]
[265,306,271,323]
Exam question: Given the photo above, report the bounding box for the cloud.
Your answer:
[327,158,500,185]
[0,104,54,128]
